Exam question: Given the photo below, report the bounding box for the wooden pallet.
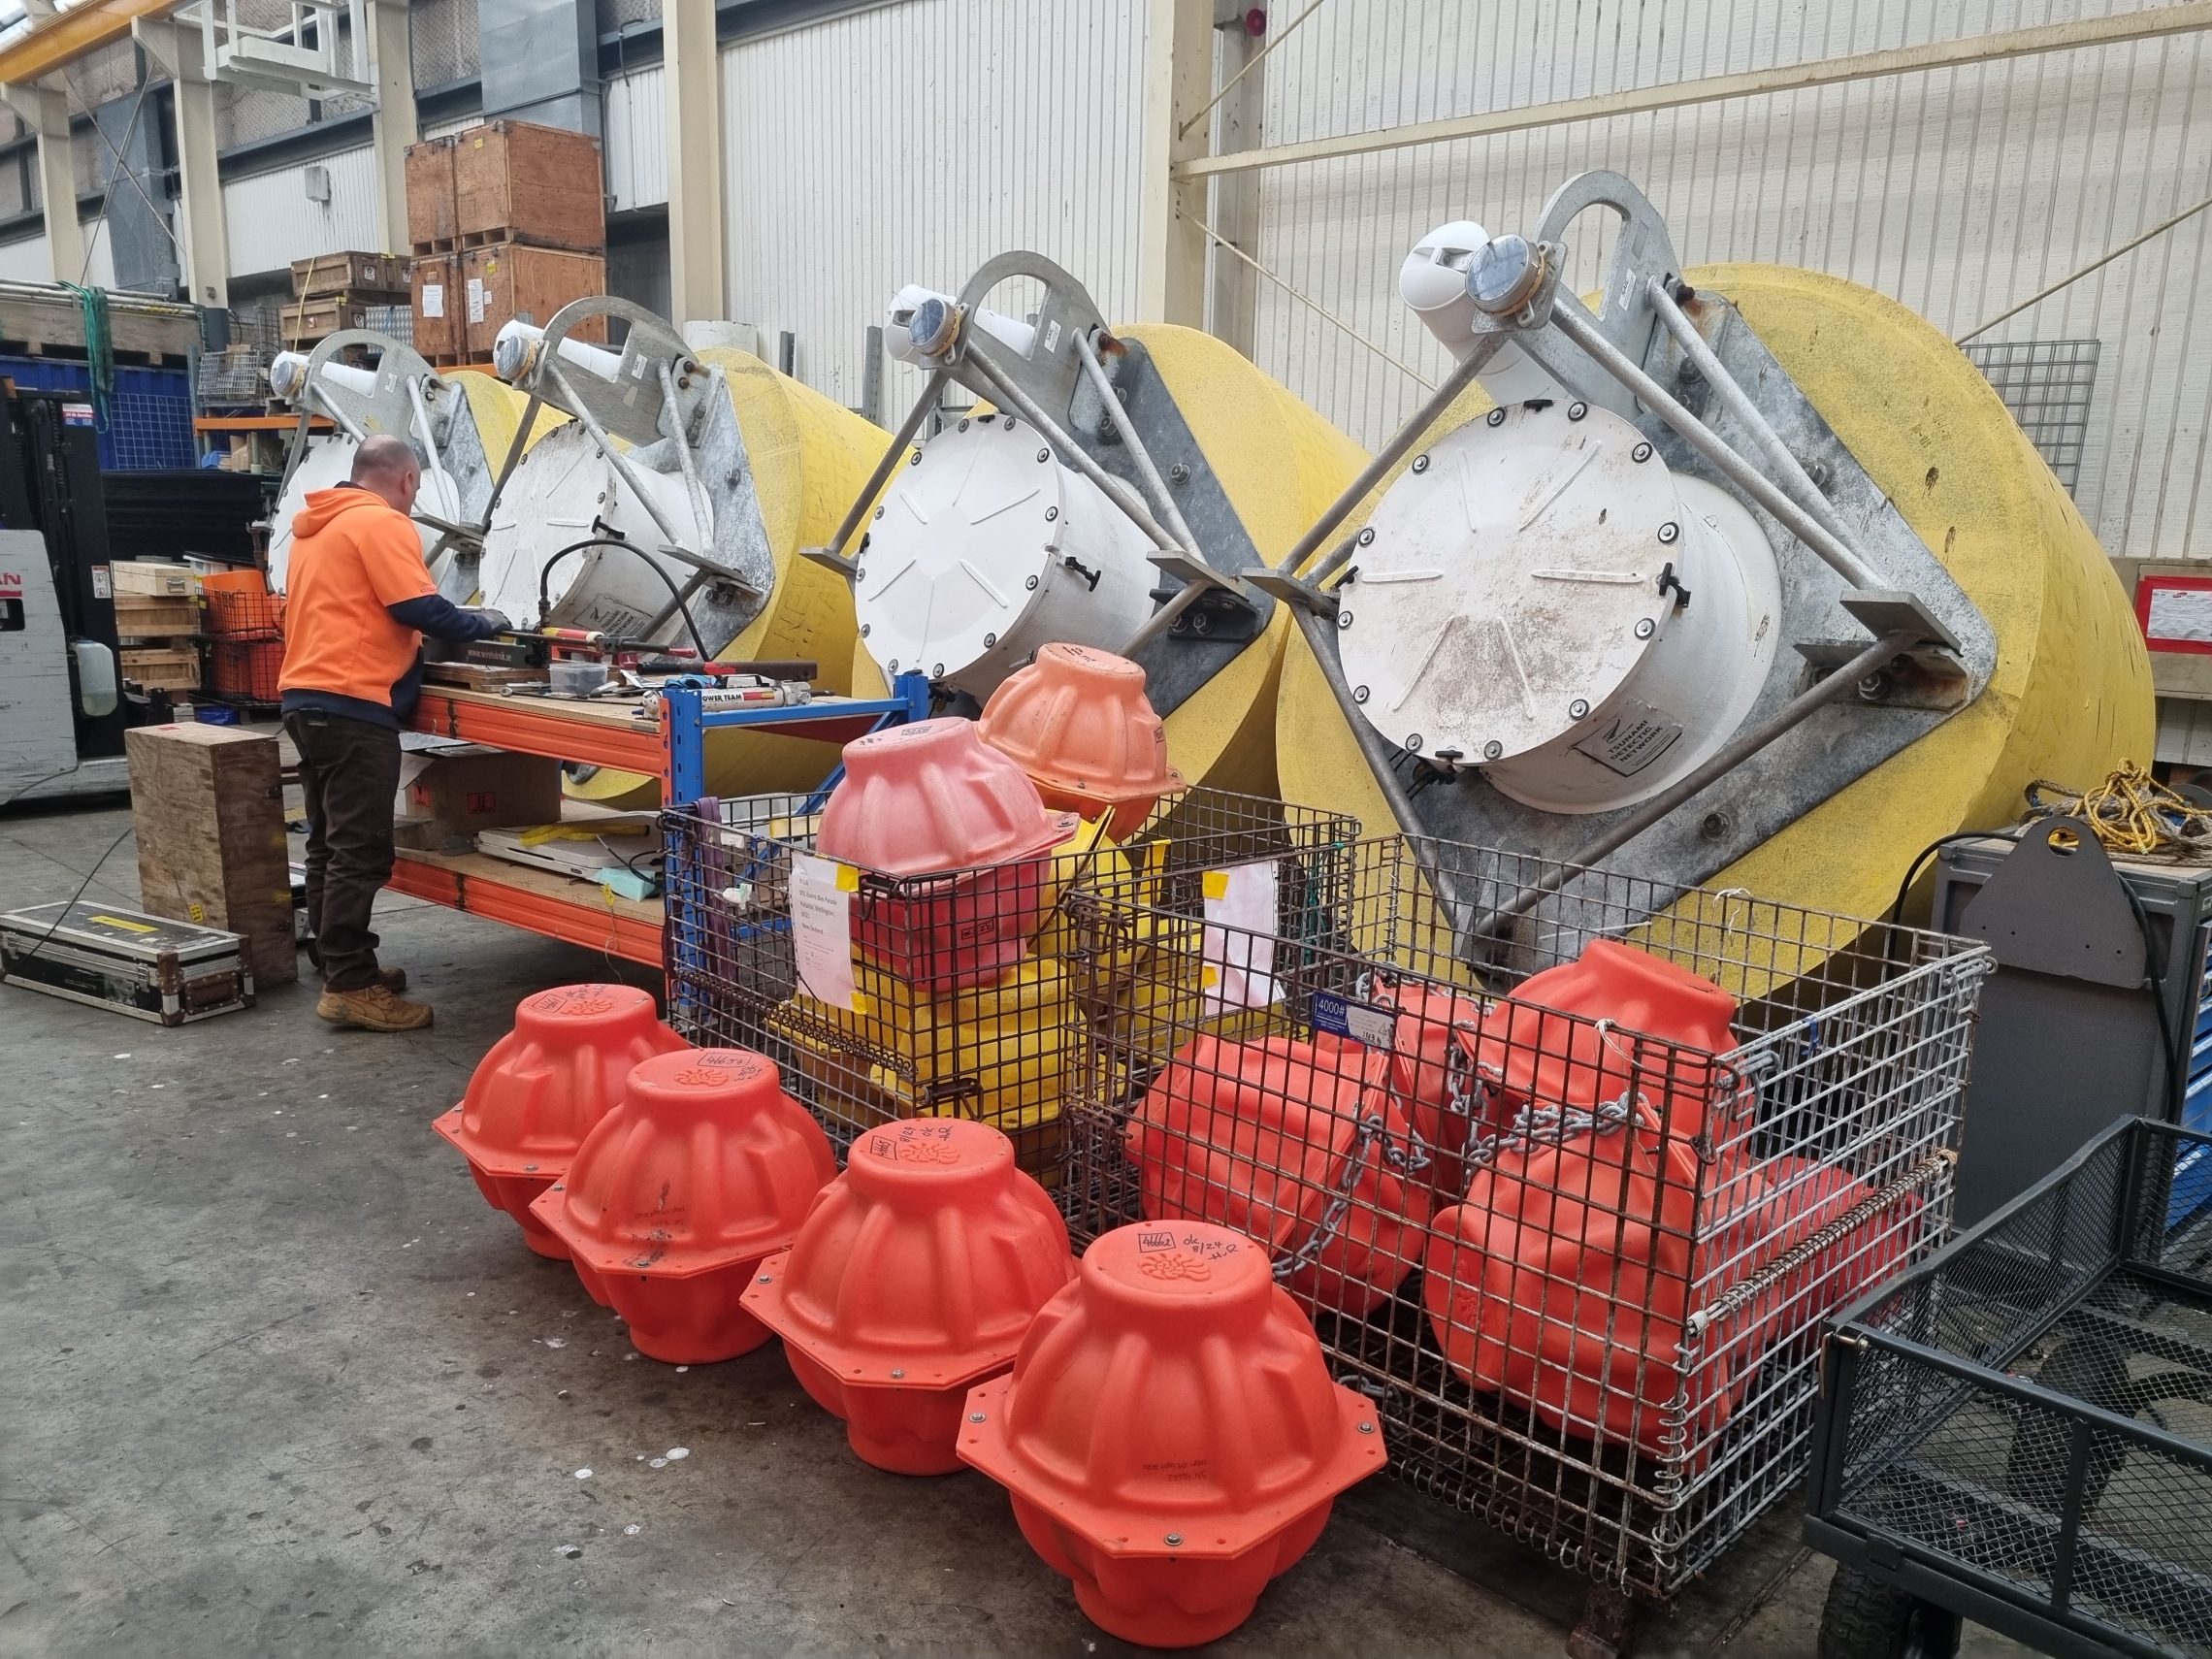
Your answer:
[0,279,198,367]
[411,238,459,257]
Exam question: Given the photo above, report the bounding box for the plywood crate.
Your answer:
[119,647,202,692]
[114,594,203,636]
[113,561,197,597]
[278,297,383,344]
[406,135,460,249]
[125,723,297,988]
[455,119,605,251]
[292,252,407,299]
[410,255,462,358]
[461,243,606,356]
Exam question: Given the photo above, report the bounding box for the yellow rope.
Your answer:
[2025,762,2212,857]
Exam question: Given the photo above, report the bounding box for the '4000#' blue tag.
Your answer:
[1311,991,1396,1049]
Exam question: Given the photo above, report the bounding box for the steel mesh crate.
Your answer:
[661,787,1358,1182]
[1808,1118,2212,1659]
[1059,833,1990,1599]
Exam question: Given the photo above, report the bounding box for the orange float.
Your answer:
[960,1220,1384,1647]
[1127,1032,1430,1318]
[742,1118,1072,1474]
[1369,981,1494,1202]
[530,1047,835,1363]
[816,718,1076,991]
[976,643,1187,838]
[431,984,685,1262]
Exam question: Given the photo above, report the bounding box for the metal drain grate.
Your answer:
[1963,338,2101,496]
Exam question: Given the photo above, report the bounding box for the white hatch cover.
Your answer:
[1338,402,1679,764]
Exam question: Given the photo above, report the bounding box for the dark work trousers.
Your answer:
[284,709,403,992]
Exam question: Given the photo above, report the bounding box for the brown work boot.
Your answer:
[317,982,435,1032]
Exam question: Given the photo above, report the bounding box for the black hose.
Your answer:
[536,537,712,661]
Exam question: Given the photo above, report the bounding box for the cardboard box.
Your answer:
[292,251,407,298]
[124,723,296,987]
[393,746,563,851]
[113,561,197,597]
[461,243,606,356]
[455,119,605,251]
[119,647,202,691]
[410,254,461,358]
[114,594,202,635]
[406,135,460,247]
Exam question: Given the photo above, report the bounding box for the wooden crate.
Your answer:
[461,243,606,357]
[114,594,203,635]
[406,135,459,250]
[277,297,383,344]
[113,561,197,597]
[119,647,202,692]
[454,120,605,252]
[292,252,407,298]
[124,723,297,988]
[410,255,461,358]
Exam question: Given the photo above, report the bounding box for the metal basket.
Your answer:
[661,787,1359,1184]
[1808,1117,2212,1658]
[1059,833,1990,1599]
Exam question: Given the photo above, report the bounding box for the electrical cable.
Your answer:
[535,537,711,662]
[5,820,139,978]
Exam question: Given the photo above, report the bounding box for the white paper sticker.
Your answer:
[1201,861,1281,1012]
[789,853,860,1011]
[420,283,444,319]
[2147,585,2212,645]
[466,277,486,325]
[1573,699,1685,777]
[90,565,112,599]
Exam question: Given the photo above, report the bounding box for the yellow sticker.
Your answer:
[187,902,205,923]
[850,991,870,1017]
[89,913,154,932]
[1201,869,1230,901]
[832,862,860,893]
[1201,963,1221,989]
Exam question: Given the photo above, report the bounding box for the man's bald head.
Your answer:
[350,434,421,513]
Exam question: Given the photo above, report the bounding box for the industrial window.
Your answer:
[1961,338,2100,497]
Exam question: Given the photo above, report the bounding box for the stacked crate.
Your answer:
[280,252,410,349]
[406,121,607,367]
[112,562,205,693]
[203,580,288,706]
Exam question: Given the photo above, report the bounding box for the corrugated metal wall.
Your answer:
[720,0,1147,421]
[603,63,667,211]
[223,146,383,277]
[1244,0,2212,564]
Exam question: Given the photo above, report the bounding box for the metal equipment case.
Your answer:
[0,900,254,1024]
[1933,824,2212,1226]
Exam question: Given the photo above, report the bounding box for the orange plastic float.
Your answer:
[742,1117,1072,1474]
[960,1220,1384,1647]
[976,643,1187,838]
[431,984,685,1262]
[1127,1032,1430,1317]
[816,718,1076,991]
[529,1047,835,1363]
[1370,982,1495,1201]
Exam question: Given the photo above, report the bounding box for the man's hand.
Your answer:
[468,607,512,637]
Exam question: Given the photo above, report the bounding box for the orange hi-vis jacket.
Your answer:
[279,486,439,713]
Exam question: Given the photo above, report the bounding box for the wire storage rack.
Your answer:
[1808,1117,2212,1659]
[661,788,1359,1184]
[1057,833,1990,1600]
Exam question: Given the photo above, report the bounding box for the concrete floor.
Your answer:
[0,797,2038,1658]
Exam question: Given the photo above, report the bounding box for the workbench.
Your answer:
[387,675,929,964]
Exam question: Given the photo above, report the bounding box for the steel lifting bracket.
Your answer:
[1795,590,1969,710]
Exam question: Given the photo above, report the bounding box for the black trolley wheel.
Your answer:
[1818,1565,1963,1659]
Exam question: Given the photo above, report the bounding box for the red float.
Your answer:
[1126,1032,1430,1317]
[530,1047,835,1364]
[432,984,685,1262]
[1371,981,1496,1201]
[960,1220,1384,1647]
[742,1118,1071,1474]
[976,643,1187,838]
[817,718,1076,991]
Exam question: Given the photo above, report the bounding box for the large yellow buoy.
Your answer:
[1280,260,2150,926]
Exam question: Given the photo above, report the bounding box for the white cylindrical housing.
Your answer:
[855,412,1157,698]
[1400,219,1569,407]
[493,319,626,386]
[883,283,1037,366]
[268,351,380,404]
[1336,401,1779,814]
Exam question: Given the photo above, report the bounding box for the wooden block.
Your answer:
[126,723,297,988]
[460,244,606,357]
[113,561,197,597]
[406,136,459,248]
[119,647,202,691]
[114,595,202,634]
[454,119,605,252]
[292,252,408,299]
[410,255,460,359]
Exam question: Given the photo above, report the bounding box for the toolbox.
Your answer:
[0,901,254,1025]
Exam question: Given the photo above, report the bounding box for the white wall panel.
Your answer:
[1248,0,2212,563]
[0,234,49,284]
[720,0,1145,422]
[603,63,667,211]
[222,146,382,278]
[421,114,485,141]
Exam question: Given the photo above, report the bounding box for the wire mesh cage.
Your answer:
[661,787,1360,1185]
[205,590,286,640]
[1058,833,1990,1599]
[1810,1117,2212,1659]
